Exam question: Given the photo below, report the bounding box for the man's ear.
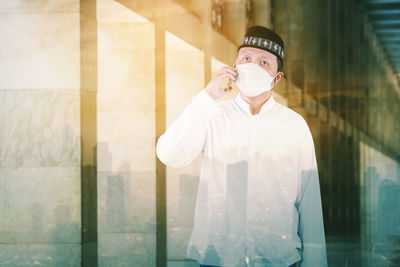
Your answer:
[274,72,284,85]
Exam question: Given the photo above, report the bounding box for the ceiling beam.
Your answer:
[378,32,400,38]
[365,2,400,11]
[374,22,400,30]
[369,13,400,20]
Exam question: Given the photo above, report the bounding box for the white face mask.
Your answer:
[235,63,278,97]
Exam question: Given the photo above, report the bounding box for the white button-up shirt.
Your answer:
[156,90,327,267]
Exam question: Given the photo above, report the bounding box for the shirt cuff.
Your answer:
[192,90,216,105]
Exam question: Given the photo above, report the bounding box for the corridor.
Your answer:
[0,0,399,266]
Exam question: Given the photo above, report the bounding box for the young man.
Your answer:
[156,26,327,267]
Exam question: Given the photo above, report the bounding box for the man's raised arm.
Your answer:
[156,90,217,168]
[156,66,237,168]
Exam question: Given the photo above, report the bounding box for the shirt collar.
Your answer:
[235,93,277,116]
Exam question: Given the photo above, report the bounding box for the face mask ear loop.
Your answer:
[271,72,281,87]
[268,72,278,89]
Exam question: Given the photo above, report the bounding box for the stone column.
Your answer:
[80,0,98,265]
[155,0,167,264]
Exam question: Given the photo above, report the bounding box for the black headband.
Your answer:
[238,26,285,66]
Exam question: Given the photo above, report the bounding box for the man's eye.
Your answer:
[261,60,269,65]
[243,57,249,61]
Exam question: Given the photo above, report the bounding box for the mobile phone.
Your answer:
[226,62,236,92]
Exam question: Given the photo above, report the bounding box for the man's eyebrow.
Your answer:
[259,55,274,60]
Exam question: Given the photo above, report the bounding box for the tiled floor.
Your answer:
[167,235,400,267]
[326,236,363,267]
[327,235,400,267]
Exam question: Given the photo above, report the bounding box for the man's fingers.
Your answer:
[216,70,237,81]
[217,67,237,77]
[223,68,237,77]
[217,72,236,80]
[205,66,237,100]
[225,73,237,81]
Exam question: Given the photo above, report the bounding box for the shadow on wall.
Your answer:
[105,175,126,233]
[361,166,400,267]
[167,173,200,260]
[50,205,80,244]
[97,142,156,266]
[13,203,81,266]
[377,179,400,266]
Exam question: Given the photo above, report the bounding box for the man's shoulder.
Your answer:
[274,102,308,124]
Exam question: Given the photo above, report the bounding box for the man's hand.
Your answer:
[205,66,237,100]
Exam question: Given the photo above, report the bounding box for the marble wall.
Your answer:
[0,0,82,266]
[96,0,156,266]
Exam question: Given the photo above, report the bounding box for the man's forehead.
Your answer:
[238,47,277,60]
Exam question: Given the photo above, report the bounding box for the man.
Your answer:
[156,26,327,267]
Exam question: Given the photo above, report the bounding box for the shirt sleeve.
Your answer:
[156,90,218,168]
[295,123,328,267]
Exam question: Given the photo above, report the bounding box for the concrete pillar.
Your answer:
[286,0,305,113]
[155,0,167,266]
[303,0,319,99]
[272,0,289,98]
[80,0,98,265]
[223,0,246,45]
[317,0,330,103]
[252,0,272,29]
[273,0,304,115]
